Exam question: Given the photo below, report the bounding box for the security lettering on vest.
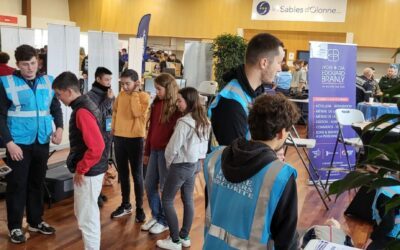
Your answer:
[213,168,254,199]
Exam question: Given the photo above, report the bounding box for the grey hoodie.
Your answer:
[165,113,210,167]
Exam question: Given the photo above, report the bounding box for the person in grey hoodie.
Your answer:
[157,87,210,250]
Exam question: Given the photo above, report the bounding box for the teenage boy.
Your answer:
[53,71,107,250]
[0,44,63,243]
[204,93,300,250]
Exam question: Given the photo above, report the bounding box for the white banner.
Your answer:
[183,41,213,88]
[251,0,347,22]
[0,26,35,68]
[88,31,119,95]
[128,37,144,79]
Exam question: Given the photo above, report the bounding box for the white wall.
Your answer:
[32,0,70,21]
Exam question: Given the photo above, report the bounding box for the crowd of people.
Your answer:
[0,32,399,250]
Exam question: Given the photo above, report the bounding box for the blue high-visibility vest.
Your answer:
[0,74,54,145]
[372,185,400,239]
[208,79,253,140]
[203,146,297,249]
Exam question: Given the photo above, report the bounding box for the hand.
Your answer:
[143,156,149,165]
[6,141,23,161]
[107,88,114,99]
[110,129,115,136]
[134,81,141,92]
[51,127,63,145]
[74,172,85,186]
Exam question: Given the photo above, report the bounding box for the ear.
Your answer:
[276,128,286,140]
[96,76,100,82]
[259,57,269,70]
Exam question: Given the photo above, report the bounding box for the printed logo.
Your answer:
[327,49,340,62]
[256,1,270,15]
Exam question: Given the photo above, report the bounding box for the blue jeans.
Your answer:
[144,150,168,225]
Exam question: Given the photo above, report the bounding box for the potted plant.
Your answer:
[211,34,247,90]
[329,83,400,249]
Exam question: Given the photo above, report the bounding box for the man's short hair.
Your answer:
[120,69,139,81]
[0,52,10,64]
[122,48,127,53]
[245,33,284,65]
[95,67,112,79]
[293,60,303,66]
[249,93,300,141]
[15,44,38,62]
[281,64,289,72]
[53,71,80,93]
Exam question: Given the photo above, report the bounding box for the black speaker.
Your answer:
[45,164,74,203]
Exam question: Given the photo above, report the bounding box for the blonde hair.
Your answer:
[154,73,179,123]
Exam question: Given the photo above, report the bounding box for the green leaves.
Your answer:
[211,34,247,90]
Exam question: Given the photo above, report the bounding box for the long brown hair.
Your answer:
[154,73,179,123]
[178,87,210,138]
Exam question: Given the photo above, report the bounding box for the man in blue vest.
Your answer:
[0,45,63,244]
[209,33,285,146]
[366,184,400,249]
[204,93,300,249]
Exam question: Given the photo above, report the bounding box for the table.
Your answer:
[357,102,399,121]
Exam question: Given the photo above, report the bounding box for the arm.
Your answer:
[270,175,299,250]
[75,109,105,175]
[144,105,153,157]
[211,97,247,146]
[164,120,187,167]
[111,95,119,132]
[131,92,150,118]
[0,82,12,144]
[50,95,64,129]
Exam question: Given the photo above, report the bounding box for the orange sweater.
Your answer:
[111,91,150,138]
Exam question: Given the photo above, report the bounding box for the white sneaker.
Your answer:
[180,236,191,247]
[156,237,182,250]
[140,218,157,231]
[149,222,169,234]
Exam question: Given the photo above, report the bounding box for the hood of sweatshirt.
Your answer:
[221,138,278,183]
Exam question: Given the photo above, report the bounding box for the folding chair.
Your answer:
[325,109,365,188]
[285,126,330,210]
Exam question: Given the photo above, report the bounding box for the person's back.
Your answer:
[209,33,285,146]
[204,93,300,250]
[275,64,292,95]
[0,52,15,76]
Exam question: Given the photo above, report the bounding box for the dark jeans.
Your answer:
[276,87,290,96]
[5,142,49,230]
[162,162,197,241]
[114,136,144,208]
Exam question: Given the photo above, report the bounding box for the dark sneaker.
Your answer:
[28,221,55,235]
[110,203,132,218]
[135,208,146,223]
[9,229,26,244]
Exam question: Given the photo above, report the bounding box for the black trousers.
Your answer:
[5,142,49,230]
[114,136,144,209]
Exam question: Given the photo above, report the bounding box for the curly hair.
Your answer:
[154,73,179,123]
[248,93,300,141]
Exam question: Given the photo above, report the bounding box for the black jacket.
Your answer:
[211,65,264,146]
[0,71,63,144]
[221,138,299,250]
[86,81,114,152]
[67,95,107,176]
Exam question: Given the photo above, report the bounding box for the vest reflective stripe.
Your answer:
[249,160,285,248]
[5,75,22,110]
[205,147,226,228]
[205,146,286,249]
[8,110,50,117]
